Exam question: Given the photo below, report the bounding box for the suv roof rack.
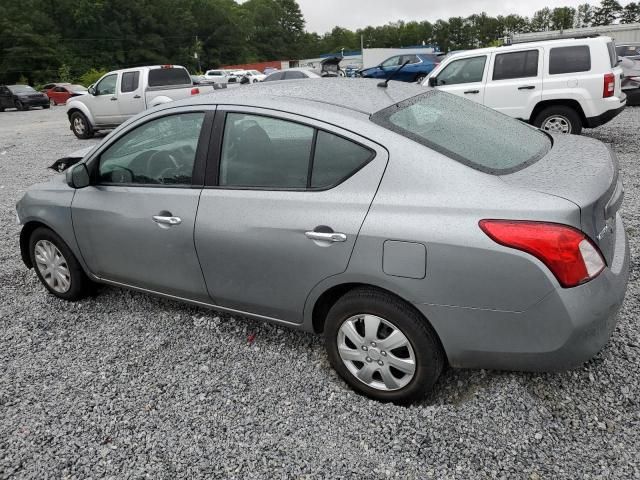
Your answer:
[505,33,601,45]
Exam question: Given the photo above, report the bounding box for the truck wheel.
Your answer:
[70,112,94,139]
[533,106,582,135]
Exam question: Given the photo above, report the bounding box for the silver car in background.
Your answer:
[16,79,630,403]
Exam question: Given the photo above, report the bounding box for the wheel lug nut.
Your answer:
[362,346,368,351]
[366,357,372,362]
[378,360,384,366]
[371,342,377,347]
[381,351,387,356]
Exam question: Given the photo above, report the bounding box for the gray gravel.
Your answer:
[1,106,639,479]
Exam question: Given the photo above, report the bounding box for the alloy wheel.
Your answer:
[337,314,416,391]
[541,115,572,134]
[34,240,71,293]
[73,116,86,135]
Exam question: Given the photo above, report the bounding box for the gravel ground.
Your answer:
[0,105,638,479]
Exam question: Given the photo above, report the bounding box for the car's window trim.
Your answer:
[370,90,551,175]
[92,110,213,188]
[204,109,377,192]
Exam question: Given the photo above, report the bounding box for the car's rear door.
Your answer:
[117,69,145,120]
[483,48,543,120]
[71,107,213,300]
[194,107,388,323]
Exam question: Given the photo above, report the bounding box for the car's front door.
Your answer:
[71,109,212,300]
[432,55,489,104]
[194,108,388,323]
[89,73,122,125]
[376,55,402,79]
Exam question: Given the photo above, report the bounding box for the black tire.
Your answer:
[415,74,426,84]
[70,111,94,139]
[28,227,92,301]
[43,104,50,109]
[15,100,26,111]
[533,105,583,135]
[324,287,445,404]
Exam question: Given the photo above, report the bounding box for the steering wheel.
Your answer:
[147,150,180,182]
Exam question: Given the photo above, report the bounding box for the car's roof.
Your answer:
[177,78,425,115]
[449,36,613,57]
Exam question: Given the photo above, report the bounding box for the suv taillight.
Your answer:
[190,87,200,95]
[603,73,615,98]
[479,220,605,288]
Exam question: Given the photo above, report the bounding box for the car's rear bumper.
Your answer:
[416,213,630,372]
[21,98,49,107]
[585,99,626,128]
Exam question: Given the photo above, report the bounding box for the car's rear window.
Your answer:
[371,90,551,175]
[549,46,591,74]
[148,67,191,87]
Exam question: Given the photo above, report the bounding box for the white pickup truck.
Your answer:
[67,65,213,139]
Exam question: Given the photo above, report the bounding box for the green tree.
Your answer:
[531,7,552,31]
[592,0,623,25]
[621,2,640,22]
[551,7,576,30]
[574,3,594,27]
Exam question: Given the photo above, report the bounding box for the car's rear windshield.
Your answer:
[148,67,191,87]
[370,90,551,174]
[9,85,35,93]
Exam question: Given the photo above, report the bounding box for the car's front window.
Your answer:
[98,113,205,185]
[371,90,551,174]
[95,74,117,95]
[436,56,486,85]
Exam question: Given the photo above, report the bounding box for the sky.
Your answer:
[297,0,602,33]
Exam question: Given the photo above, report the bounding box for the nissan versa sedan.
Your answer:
[16,79,629,404]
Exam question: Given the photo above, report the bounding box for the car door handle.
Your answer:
[153,215,182,226]
[133,95,141,99]
[518,86,536,90]
[305,231,347,242]
[464,90,480,94]
[110,97,117,101]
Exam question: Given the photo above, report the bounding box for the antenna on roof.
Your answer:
[377,60,411,88]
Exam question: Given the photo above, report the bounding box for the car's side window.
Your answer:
[492,50,539,80]
[436,56,487,85]
[121,71,140,93]
[95,74,117,96]
[311,131,373,188]
[219,113,314,188]
[401,55,420,65]
[549,46,591,74]
[265,71,285,82]
[382,56,401,68]
[98,113,205,186]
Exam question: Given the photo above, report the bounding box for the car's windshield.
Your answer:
[9,85,35,93]
[371,90,551,174]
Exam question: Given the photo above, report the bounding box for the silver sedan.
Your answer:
[16,79,630,404]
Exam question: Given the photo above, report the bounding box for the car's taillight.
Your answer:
[190,87,200,95]
[603,72,615,98]
[479,220,605,288]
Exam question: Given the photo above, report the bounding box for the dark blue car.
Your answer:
[359,53,440,83]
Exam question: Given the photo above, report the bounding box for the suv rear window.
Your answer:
[493,50,539,80]
[148,67,191,87]
[549,46,591,74]
[607,42,618,68]
[371,90,551,175]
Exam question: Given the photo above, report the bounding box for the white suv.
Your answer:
[425,36,626,134]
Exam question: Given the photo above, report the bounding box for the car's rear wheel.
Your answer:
[15,100,26,111]
[533,106,583,135]
[43,104,50,109]
[49,98,56,106]
[29,227,92,301]
[415,74,426,84]
[324,288,445,404]
[70,111,94,139]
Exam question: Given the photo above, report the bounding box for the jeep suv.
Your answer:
[425,36,626,134]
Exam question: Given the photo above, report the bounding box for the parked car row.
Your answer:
[0,85,49,111]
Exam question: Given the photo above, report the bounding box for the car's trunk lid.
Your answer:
[500,134,622,265]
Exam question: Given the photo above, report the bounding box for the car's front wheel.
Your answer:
[533,106,583,135]
[415,74,426,84]
[29,227,92,301]
[70,111,94,139]
[15,100,26,111]
[324,288,445,404]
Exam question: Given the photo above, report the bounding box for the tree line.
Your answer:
[1,0,639,86]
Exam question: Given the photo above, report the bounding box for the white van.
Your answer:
[425,36,626,134]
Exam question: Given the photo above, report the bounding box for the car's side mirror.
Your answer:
[66,163,90,189]
[88,86,96,96]
[428,77,437,87]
